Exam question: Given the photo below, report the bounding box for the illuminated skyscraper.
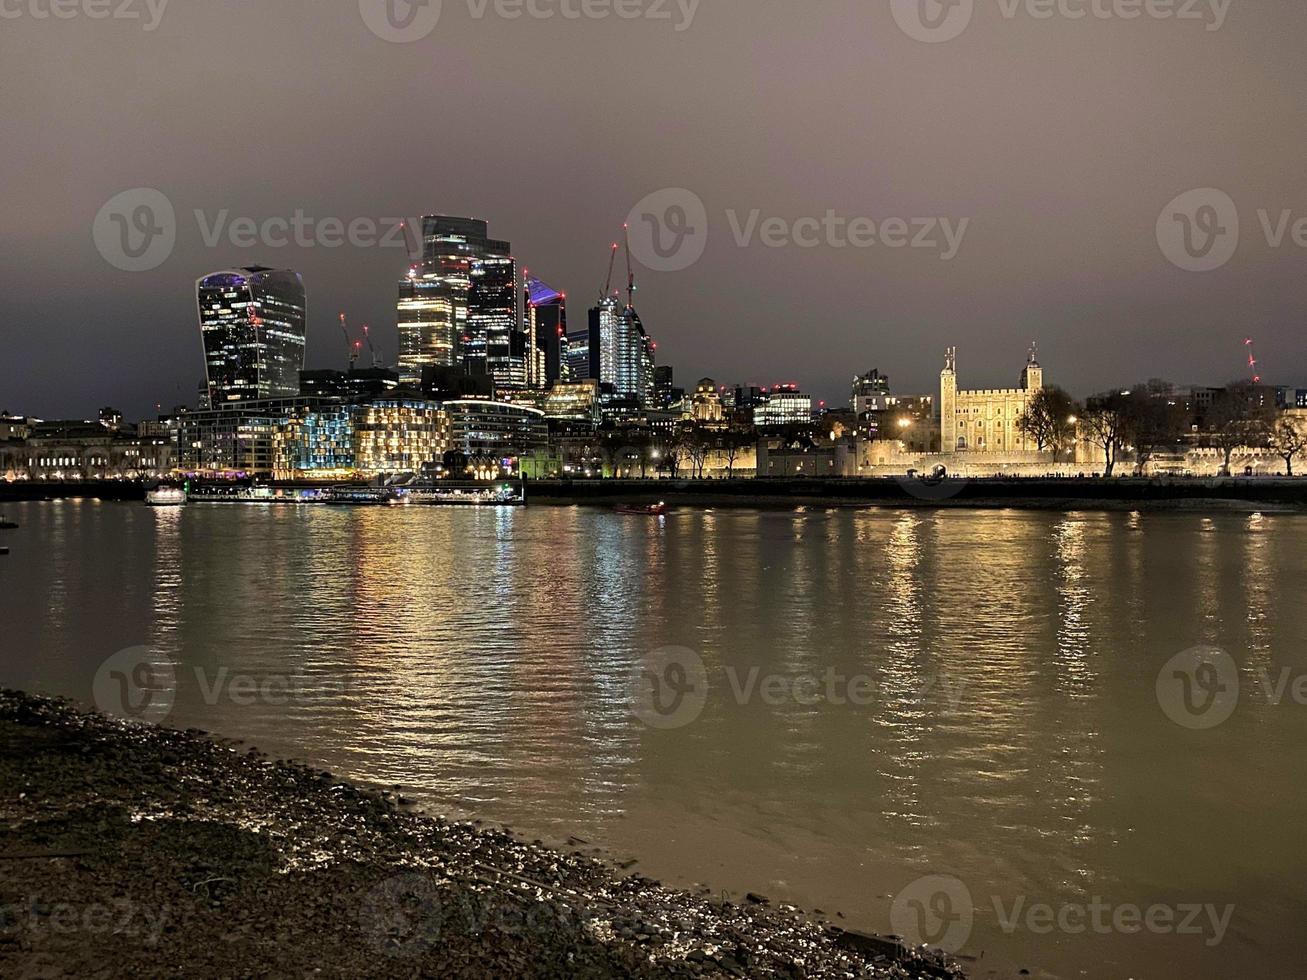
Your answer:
[196,266,307,405]
[524,275,568,388]
[397,216,524,388]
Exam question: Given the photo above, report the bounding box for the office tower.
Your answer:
[653,366,676,409]
[197,266,307,405]
[852,369,894,415]
[578,296,656,406]
[524,275,568,388]
[397,216,524,388]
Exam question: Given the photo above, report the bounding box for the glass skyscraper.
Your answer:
[397,216,524,389]
[196,266,307,405]
[524,275,567,388]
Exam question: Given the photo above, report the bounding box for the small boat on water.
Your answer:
[0,518,17,530]
[323,487,397,506]
[615,502,668,516]
[403,483,526,507]
[145,487,187,507]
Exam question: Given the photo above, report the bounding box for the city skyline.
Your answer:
[5,2,1307,420]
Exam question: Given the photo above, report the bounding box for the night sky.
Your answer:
[3,0,1306,420]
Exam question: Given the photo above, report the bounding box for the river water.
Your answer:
[2,500,1304,978]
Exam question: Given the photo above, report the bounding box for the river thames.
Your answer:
[2,500,1304,978]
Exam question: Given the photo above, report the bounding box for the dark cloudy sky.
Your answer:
[3,0,1306,420]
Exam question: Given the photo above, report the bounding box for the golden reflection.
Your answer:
[1242,513,1274,680]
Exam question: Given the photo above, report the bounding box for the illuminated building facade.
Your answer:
[445,400,548,466]
[197,267,307,405]
[852,369,894,415]
[940,346,1043,452]
[397,216,524,389]
[524,275,567,388]
[754,385,813,427]
[542,380,601,422]
[351,395,450,475]
[691,378,724,423]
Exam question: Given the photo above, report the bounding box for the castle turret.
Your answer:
[940,347,958,452]
[1022,343,1043,392]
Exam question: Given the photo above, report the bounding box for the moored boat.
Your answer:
[145,487,187,507]
[615,502,668,516]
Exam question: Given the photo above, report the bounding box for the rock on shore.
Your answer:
[0,691,964,979]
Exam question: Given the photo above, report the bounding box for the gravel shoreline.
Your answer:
[0,691,965,979]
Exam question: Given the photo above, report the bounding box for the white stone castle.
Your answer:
[940,346,1043,453]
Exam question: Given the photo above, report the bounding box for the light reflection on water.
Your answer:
[3,501,1307,979]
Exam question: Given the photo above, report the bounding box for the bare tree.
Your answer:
[1122,384,1186,476]
[1270,414,1307,477]
[1018,386,1079,456]
[1206,383,1273,476]
[721,428,753,479]
[1082,391,1130,477]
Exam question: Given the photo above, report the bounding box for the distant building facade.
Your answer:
[197,267,307,405]
[940,346,1043,453]
[398,216,525,390]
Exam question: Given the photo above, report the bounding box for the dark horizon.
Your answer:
[4,1,1306,420]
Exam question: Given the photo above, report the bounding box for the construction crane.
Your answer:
[601,241,619,302]
[361,324,381,369]
[623,223,637,310]
[1244,337,1262,384]
[339,313,360,370]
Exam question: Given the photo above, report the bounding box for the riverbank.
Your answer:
[0,691,963,979]
[527,477,1307,512]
